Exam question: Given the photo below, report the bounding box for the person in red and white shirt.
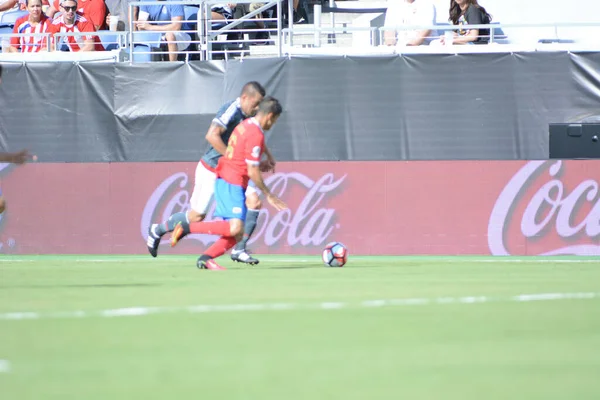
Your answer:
[8,0,52,53]
[46,0,106,30]
[49,0,103,51]
[170,97,288,271]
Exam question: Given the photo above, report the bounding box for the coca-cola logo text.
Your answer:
[488,160,600,255]
[141,171,346,249]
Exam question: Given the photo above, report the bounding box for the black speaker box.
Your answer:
[549,123,600,159]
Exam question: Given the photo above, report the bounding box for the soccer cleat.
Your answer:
[146,224,161,258]
[231,249,260,265]
[197,258,227,270]
[170,222,186,248]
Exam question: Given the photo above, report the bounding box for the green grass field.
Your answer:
[1,255,600,399]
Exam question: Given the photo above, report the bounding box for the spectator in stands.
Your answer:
[245,3,270,44]
[383,0,437,46]
[134,0,190,62]
[49,0,103,51]
[104,0,128,31]
[46,0,105,30]
[211,3,236,21]
[440,0,491,44]
[7,0,52,53]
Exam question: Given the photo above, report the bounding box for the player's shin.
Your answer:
[156,212,188,236]
[203,236,238,259]
[234,209,259,251]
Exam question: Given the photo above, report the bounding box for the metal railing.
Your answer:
[3,5,600,62]
[127,0,286,62]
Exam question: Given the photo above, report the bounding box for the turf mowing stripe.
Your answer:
[0,292,598,321]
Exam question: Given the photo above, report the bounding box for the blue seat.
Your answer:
[132,44,153,62]
[1,10,28,26]
[182,5,198,32]
[132,31,161,48]
[97,31,121,51]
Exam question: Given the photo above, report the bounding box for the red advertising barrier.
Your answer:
[1,160,599,255]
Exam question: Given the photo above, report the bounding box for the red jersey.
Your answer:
[11,15,53,53]
[216,118,265,188]
[49,14,104,52]
[52,0,106,29]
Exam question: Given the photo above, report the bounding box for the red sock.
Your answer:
[205,236,237,258]
[189,220,231,236]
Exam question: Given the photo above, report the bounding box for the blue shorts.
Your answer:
[214,178,247,221]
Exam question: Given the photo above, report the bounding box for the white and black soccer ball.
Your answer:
[322,242,348,267]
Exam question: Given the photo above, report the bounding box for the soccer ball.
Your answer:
[322,242,348,267]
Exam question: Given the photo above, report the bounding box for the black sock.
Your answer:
[198,254,212,262]
[235,209,260,251]
[155,212,188,236]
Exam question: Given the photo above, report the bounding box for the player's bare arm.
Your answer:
[247,163,287,211]
[205,123,228,155]
[0,150,35,164]
[261,145,276,172]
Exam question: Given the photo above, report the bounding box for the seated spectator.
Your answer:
[134,0,190,62]
[7,0,52,53]
[211,3,235,21]
[439,0,491,45]
[247,3,271,43]
[46,0,105,30]
[104,0,128,31]
[50,0,103,51]
[383,0,437,46]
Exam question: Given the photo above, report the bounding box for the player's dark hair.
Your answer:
[26,0,44,6]
[241,81,266,98]
[258,96,283,116]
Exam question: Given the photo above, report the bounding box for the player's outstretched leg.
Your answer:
[146,212,188,257]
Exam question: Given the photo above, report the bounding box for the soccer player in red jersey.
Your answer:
[170,97,287,270]
[0,65,36,214]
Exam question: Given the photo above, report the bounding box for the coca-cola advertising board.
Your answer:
[0,160,599,255]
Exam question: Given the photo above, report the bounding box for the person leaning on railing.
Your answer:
[134,0,191,62]
[7,0,53,53]
[438,0,491,45]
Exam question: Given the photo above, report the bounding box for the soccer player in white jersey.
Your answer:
[147,81,276,264]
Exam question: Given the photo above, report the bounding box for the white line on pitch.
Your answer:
[0,292,598,322]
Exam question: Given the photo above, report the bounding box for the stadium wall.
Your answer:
[1,159,599,256]
[2,52,600,162]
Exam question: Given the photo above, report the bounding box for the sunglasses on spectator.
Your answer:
[63,5,77,11]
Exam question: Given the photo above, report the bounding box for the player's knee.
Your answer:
[229,219,244,237]
[246,194,262,210]
[0,197,5,214]
[187,210,206,223]
[165,32,176,41]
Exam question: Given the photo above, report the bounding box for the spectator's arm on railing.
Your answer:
[383,29,396,46]
[80,37,96,52]
[442,29,478,45]
[407,29,432,46]
[136,16,183,32]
